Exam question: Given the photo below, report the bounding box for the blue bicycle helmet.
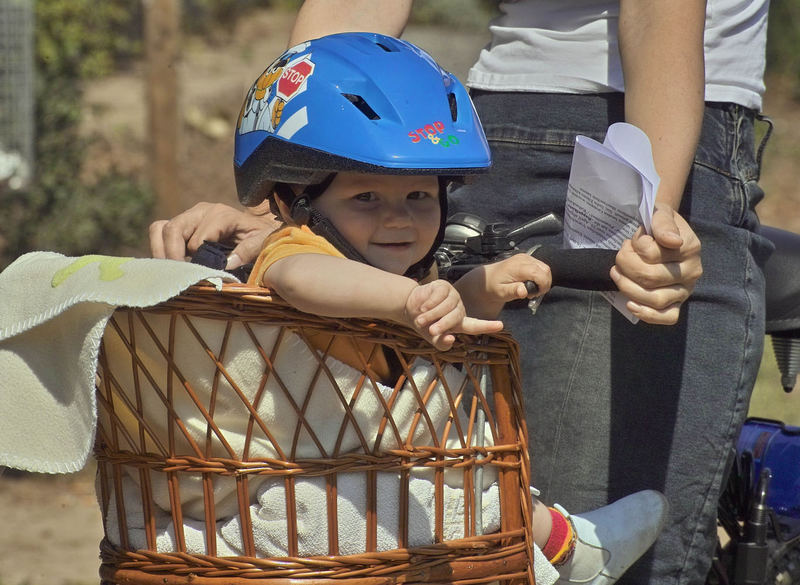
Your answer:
[233,32,491,278]
[234,32,491,204]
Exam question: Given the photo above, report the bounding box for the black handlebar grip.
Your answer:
[530,245,617,291]
[524,280,539,295]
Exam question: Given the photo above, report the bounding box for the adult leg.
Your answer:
[449,93,772,585]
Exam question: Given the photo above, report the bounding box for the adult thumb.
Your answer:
[226,234,265,269]
[650,204,684,249]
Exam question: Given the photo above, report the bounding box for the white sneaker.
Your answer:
[554,490,669,585]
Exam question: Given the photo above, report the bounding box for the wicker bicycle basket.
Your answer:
[94,282,535,585]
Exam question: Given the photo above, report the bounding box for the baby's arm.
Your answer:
[454,253,552,320]
[265,254,502,350]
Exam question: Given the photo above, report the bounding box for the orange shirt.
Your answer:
[247,225,344,287]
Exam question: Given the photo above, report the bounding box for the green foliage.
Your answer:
[26,173,152,253]
[1,0,152,269]
[766,0,800,98]
[35,0,141,79]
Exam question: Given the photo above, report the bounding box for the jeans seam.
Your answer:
[692,158,736,179]
[733,180,748,229]
[676,232,761,585]
[692,158,755,225]
[546,292,597,498]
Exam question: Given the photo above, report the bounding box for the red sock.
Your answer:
[541,507,575,565]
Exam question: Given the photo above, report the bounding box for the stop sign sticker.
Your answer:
[276,57,315,101]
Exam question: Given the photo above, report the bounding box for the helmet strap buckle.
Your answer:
[290,196,312,225]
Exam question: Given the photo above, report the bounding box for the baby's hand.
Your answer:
[404,280,503,350]
[484,253,552,301]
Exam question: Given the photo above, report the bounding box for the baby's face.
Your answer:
[314,173,441,275]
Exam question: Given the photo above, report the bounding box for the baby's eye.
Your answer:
[407,191,435,201]
[353,191,377,202]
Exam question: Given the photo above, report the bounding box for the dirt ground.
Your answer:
[2,6,799,585]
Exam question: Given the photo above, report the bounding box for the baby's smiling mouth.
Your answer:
[374,242,412,249]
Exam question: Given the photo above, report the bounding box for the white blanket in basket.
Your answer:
[0,251,237,473]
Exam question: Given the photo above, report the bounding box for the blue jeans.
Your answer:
[449,92,774,585]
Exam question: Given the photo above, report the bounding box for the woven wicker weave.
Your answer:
[94,282,535,585]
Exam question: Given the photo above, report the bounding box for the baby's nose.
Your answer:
[383,203,413,226]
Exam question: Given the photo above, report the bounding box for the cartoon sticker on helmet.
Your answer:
[276,57,315,101]
[254,67,282,101]
[408,121,461,148]
[238,42,314,136]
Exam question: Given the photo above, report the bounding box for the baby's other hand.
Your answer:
[485,253,552,302]
[404,280,502,350]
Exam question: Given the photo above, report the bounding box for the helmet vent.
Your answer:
[343,93,381,120]
[375,42,394,52]
[448,92,458,122]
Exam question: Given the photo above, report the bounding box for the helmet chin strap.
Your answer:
[290,195,371,266]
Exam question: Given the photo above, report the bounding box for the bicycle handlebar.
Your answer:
[436,212,618,291]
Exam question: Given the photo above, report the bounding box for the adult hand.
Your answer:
[149,202,279,268]
[611,203,703,325]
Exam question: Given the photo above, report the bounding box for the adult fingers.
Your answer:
[610,264,692,325]
[615,239,702,290]
[148,202,220,260]
[149,220,169,259]
[180,202,247,254]
[227,232,269,269]
[626,299,684,325]
[611,265,692,308]
[149,216,198,260]
[632,208,702,265]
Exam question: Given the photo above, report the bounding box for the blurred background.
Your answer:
[0,1,798,584]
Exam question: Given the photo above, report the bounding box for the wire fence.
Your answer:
[0,0,34,191]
